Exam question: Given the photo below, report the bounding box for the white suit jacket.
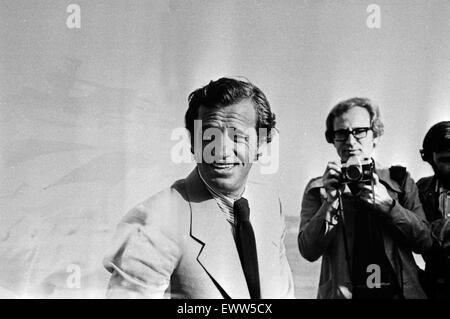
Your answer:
[103,168,294,299]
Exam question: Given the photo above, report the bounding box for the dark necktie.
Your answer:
[233,197,261,299]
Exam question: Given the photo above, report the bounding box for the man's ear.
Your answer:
[255,137,267,161]
[373,136,379,148]
[255,149,262,161]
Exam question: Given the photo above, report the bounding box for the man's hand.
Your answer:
[357,173,394,214]
[322,161,345,203]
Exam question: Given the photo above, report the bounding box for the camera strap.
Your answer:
[388,165,408,295]
[337,191,353,283]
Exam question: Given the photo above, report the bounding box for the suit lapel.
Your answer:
[246,185,281,296]
[184,169,250,299]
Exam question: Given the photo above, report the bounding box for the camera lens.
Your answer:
[346,165,363,181]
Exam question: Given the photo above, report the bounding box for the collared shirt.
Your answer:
[197,167,247,226]
[437,182,450,219]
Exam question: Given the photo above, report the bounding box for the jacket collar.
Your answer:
[183,169,250,299]
[376,167,403,193]
[417,175,437,195]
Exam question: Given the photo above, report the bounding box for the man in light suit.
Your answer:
[103,77,294,299]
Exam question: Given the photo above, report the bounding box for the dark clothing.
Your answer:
[299,167,433,299]
[351,205,401,299]
[417,176,450,299]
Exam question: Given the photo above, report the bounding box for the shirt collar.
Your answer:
[196,167,246,204]
[437,180,450,194]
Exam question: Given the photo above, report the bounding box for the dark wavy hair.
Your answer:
[185,77,276,151]
[421,121,450,163]
[325,97,384,143]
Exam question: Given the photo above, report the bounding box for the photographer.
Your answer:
[298,98,432,299]
[417,121,450,299]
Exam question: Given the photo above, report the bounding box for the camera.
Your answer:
[341,156,374,184]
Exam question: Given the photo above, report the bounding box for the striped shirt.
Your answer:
[197,167,246,226]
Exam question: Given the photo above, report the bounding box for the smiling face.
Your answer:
[194,99,258,197]
[332,106,377,162]
[433,150,450,188]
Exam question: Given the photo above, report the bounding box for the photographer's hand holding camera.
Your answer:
[322,161,343,204]
[321,161,344,228]
[323,162,394,214]
[298,98,432,299]
[357,173,395,214]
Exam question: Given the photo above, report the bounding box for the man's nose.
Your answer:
[216,132,234,160]
[345,132,358,145]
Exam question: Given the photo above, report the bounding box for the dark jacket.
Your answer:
[299,167,433,299]
[417,176,450,299]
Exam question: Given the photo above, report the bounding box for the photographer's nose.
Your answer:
[345,132,358,145]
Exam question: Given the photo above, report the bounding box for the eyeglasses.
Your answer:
[333,127,372,142]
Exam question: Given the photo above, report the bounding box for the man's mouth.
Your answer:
[210,162,238,170]
[346,149,360,155]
